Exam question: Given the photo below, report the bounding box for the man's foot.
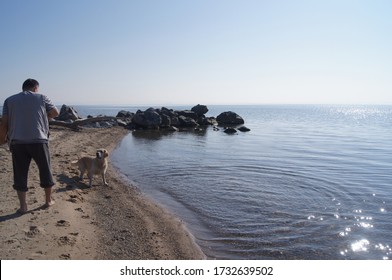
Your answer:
[16,191,28,214]
[44,188,54,208]
[16,208,28,215]
[43,200,55,208]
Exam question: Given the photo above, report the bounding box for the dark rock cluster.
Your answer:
[121,104,218,130]
[54,104,250,133]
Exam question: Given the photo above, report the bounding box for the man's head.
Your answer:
[22,79,39,92]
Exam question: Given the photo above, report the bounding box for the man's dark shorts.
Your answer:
[11,143,55,192]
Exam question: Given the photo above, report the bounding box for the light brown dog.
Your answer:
[71,148,109,187]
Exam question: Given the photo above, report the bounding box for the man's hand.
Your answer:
[0,115,9,145]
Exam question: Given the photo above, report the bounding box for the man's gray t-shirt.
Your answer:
[2,91,57,144]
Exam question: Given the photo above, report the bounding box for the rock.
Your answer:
[170,116,180,127]
[125,123,137,130]
[191,104,208,116]
[166,126,179,132]
[132,108,162,129]
[144,108,162,126]
[56,105,81,121]
[238,126,251,132]
[116,110,134,118]
[161,107,177,117]
[210,117,218,126]
[178,115,198,127]
[132,111,145,127]
[216,111,244,125]
[160,114,171,128]
[100,121,115,128]
[198,116,218,126]
[224,128,237,134]
[176,110,198,121]
[197,116,207,125]
[116,119,128,127]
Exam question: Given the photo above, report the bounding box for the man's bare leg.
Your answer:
[17,191,28,214]
[44,187,55,207]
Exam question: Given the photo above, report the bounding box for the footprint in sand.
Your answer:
[59,253,71,259]
[31,251,45,258]
[25,225,41,238]
[67,194,85,203]
[56,220,70,227]
[67,197,78,203]
[29,199,38,204]
[58,236,76,246]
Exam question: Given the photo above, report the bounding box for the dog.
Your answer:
[71,148,109,187]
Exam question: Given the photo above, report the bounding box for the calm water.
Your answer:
[81,105,392,259]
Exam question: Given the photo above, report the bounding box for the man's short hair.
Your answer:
[22,79,39,91]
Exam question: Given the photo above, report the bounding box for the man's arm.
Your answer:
[0,115,9,145]
[47,107,59,120]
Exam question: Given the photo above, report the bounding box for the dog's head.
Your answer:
[96,148,109,160]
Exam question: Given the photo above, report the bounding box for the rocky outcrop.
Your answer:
[49,104,249,134]
[56,105,81,121]
[216,111,244,125]
[124,105,215,130]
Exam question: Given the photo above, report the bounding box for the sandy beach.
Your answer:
[0,125,205,260]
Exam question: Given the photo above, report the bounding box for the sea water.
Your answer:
[74,105,392,259]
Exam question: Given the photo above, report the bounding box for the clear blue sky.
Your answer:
[1,0,391,106]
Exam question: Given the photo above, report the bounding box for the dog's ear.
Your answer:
[104,149,109,157]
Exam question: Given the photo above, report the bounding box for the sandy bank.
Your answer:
[0,126,205,260]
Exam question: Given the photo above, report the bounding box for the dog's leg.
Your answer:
[79,166,85,181]
[88,169,93,187]
[87,172,93,188]
[102,172,108,186]
[88,175,93,187]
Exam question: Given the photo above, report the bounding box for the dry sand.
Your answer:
[0,125,205,260]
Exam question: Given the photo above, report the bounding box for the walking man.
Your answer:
[0,79,59,213]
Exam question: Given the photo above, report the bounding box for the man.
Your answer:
[0,79,59,214]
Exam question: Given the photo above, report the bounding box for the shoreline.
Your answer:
[0,126,205,260]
